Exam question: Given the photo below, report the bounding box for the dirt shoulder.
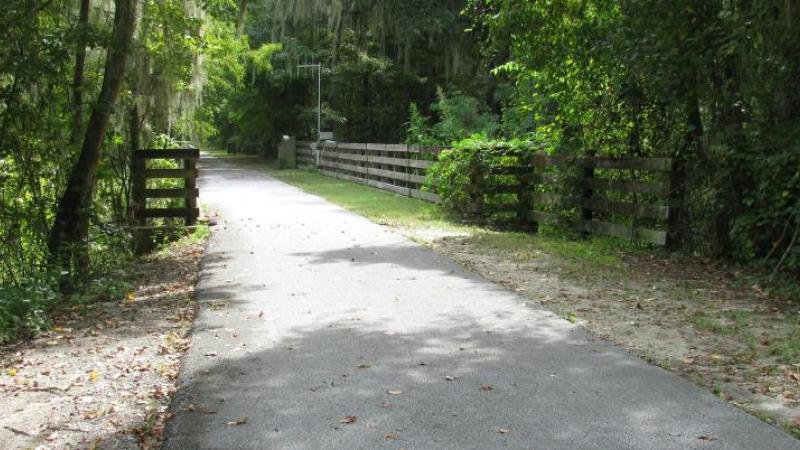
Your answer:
[0,237,206,449]
[424,232,800,438]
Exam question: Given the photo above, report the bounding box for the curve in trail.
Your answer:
[165,155,799,450]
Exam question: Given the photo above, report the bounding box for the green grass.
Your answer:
[264,166,465,233]
[257,163,653,276]
[768,324,800,364]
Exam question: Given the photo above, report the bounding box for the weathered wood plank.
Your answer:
[134,149,199,159]
[366,179,410,196]
[590,156,672,172]
[368,167,408,182]
[369,155,409,166]
[142,208,200,219]
[408,173,426,185]
[527,210,560,224]
[143,168,198,179]
[585,198,669,220]
[144,188,199,199]
[584,178,670,195]
[337,142,367,150]
[583,220,667,245]
[334,152,369,163]
[532,192,573,205]
[366,143,409,152]
[407,159,434,169]
[409,189,439,203]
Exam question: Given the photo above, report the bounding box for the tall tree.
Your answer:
[70,0,91,145]
[48,0,137,274]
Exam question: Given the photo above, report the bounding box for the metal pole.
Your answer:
[297,63,322,142]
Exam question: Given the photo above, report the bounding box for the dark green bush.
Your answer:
[425,136,539,221]
[0,278,57,344]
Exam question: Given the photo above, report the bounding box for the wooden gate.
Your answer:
[131,148,200,253]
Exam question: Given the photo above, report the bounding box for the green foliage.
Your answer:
[467,0,800,279]
[405,89,499,146]
[0,278,57,344]
[405,103,438,146]
[425,136,535,217]
[429,88,498,145]
[250,43,283,75]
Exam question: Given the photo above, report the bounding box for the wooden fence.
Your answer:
[295,140,672,246]
[131,148,200,253]
[469,153,672,246]
[297,141,440,202]
[132,148,200,226]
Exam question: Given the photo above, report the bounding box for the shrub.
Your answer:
[425,136,538,220]
[0,277,58,344]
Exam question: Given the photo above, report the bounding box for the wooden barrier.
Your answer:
[469,152,672,246]
[131,148,200,253]
[296,141,440,202]
[295,140,672,246]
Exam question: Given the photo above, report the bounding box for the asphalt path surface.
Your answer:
[165,155,800,449]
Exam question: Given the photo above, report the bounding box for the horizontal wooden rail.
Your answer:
[143,168,199,179]
[295,140,673,245]
[142,207,200,219]
[297,141,440,203]
[132,147,201,253]
[134,149,200,159]
[144,188,200,198]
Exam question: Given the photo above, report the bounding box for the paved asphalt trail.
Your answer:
[165,155,799,450]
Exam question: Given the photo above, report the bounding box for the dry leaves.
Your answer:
[226,416,248,427]
[340,415,357,424]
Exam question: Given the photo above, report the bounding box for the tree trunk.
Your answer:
[667,94,702,251]
[48,0,136,274]
[236,0,248,38]
[70,0,91,144]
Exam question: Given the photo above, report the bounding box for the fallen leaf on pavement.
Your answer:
[340,415,357,424]
[387,390,402,395]
[205,351,218,357]
[355,362,372,369]
[445,376,456,381]
[225,416,248,427]
[697,435,717,441]
[385,432,398,440]
[480,384,493,391]
[497,428,510,434]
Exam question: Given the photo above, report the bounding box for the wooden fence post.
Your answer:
[467,157,483,223]
[582,151,595,238]
[184,154,197,226]
[517,162,538,233]
[132,156,146,226]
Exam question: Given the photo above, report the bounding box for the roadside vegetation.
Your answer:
[0,227,208,448]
